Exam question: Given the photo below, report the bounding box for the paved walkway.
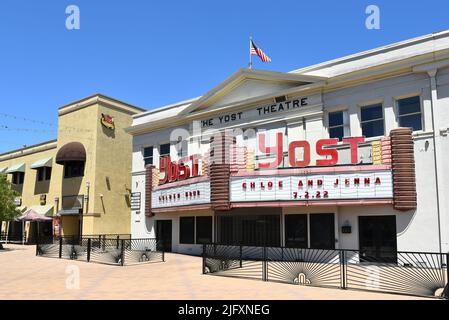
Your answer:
[0,244,428,300]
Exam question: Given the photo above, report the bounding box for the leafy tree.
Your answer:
[0,174,19,249]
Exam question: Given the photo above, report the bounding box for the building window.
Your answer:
[143,146,153,166]
[64,161,84,178]
[12,172,25,185]
[37,167,52,182]
[176,138,188,158]
[159,143,170,158]
[328,111,349,140]
[361,104,385,138]
[397,96,422,131]
[196,216,212,244]
[179,216,195,244]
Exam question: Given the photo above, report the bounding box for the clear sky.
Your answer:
[0,0,448,152]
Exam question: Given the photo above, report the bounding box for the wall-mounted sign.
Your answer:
[258,135,365,169]
[100,113,115,130]
[40,194,47,205]
[230,170,393,202]
[53,216,61,237]
[152,181,211,208]
[198,94,321,130]
[130,192,141,210]
[159,154,201,185]
[14,197,22,206]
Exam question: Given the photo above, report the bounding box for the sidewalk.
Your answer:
[0,244,429,300]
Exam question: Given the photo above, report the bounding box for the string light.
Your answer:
[0,112,93,133]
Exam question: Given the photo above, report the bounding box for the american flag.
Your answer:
[250,40,271,62]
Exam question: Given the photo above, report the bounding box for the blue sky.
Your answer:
[0,0,448,152]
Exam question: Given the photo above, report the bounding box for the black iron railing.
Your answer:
[202,244,449,299]
[36,235,164,266]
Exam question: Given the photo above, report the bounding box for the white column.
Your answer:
[427,69,443,253]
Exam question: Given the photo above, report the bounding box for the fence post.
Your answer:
[35,235,39,256]
[71,235,76,260]
[87,238,91,262]
[59,237,62,258]
[120,239,125,266]
[444,254,449,299]
[262,246,267,282]
[102,235,106,251]
[98,235,101,248]
[116,235,119,249]
[239,245,243,268]
[202,244,206,274]
[340,250,347,289]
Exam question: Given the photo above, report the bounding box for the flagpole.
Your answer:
[249,36,253,69]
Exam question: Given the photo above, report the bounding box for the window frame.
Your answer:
[327,109,349,140]
[159,142,171,158]
[196,216,213,244]
[37,167,52,182]
[142,146,154,166]
[64,161,85,179]
[179,216,195,244]
[395,95,423,132]
[360,103,385,138]
[176,138,188,158]
[12,172,25,185]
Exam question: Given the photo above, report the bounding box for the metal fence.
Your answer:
[36,235,164,266]
[202,244,449,299]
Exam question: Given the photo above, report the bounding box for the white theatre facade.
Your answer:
[127,30,449,259]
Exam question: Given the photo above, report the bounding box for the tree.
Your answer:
[0,174,20,249]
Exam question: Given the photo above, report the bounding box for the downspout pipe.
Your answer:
[427,69,443,254]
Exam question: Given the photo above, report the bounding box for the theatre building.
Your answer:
[128,30,449,258]
[0,94,144,242]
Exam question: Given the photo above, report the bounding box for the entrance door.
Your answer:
[359,216,397,263]
[310,214,335,249]
[285,214,308,248]
[156,220,172,252]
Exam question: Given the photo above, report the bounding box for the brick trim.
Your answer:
[390,128,417,211]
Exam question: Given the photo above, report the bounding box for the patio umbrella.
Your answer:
[17,209,52,244]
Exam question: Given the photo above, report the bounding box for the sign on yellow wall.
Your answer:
[100,113,115,130]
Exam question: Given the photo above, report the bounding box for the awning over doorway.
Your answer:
[17,209,53,222]
[57,209,81,216]
[28,205,54,217]
[56,142,86,164]
[30,157,53,169]
[5,163,25,173]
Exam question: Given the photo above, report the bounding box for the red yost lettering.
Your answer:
[159,154,201,185]
[316,138,339,166]
[343,137,365,164]
[258,132,283,169]
[288,140,310,167]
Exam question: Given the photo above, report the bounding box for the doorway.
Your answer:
[284,213,335,249]
[285,214,308,248]
[359,215,397,263]
[310,214,335,249]
[156,220,172,252]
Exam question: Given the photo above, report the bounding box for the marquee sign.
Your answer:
[151,181,211,208]
[230,171,393,202]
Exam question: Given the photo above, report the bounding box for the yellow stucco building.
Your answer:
[0,94,145,242]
